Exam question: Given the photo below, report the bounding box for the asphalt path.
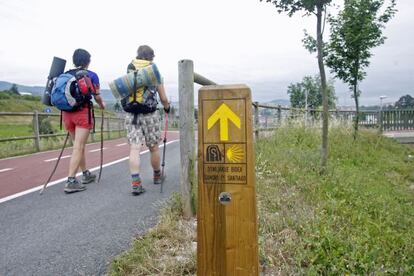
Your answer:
[0,132,179,201]
[0,139,181,275]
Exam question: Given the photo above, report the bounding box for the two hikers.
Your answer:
[59,46,169,195]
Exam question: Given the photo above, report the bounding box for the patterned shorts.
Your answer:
[125,111,161,147]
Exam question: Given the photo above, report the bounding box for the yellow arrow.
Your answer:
[207,103,241,141]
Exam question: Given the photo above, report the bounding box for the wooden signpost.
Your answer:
[197,84,259,276]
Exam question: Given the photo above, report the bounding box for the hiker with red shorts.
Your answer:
[125,45,170,195]
[63,49,105,193]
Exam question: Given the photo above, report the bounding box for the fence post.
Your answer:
[277,105,282,126]
[178,59,195,219]
[254,102,259,140]
[378,110,383,133]
[33,111,41,152]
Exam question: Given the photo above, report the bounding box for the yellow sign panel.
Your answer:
[202,99,246,143]
[207,103,241,141]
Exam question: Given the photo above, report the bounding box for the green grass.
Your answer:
[0,124,32,137]
[109,124,414,275]
[256,125,414,275]
[110,193,197,275]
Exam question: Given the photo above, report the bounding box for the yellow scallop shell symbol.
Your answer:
[226,145,244,163]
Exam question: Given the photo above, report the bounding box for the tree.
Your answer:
[261,0,332,171]
[10,83,19,95]
[325,0,396,138]
[395,94,414,109]
[288,75,336,110]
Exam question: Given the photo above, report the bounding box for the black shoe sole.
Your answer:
[64,188,87,194]
[132,188,146,195]
[82,179,96,184]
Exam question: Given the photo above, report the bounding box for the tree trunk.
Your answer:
[317,4,329,172]
[353,82,359,140]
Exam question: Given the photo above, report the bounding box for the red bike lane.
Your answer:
[0,131,179,201]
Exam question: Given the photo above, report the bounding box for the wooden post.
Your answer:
[198,84,259,276]
[33,111,41,152]
[277,105,282,126]
[178,59,195,219]
[254,101,259,140]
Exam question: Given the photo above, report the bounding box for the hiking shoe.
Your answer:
[82,170,96,184]
[153,172,165,185]
[132,181,145,195]
[64,179,86,194]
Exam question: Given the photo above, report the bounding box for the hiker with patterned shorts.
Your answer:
[125,45,170,195]
[63,49,105,193]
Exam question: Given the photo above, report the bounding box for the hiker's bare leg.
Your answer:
[149,144,160,171]
[129,143,142,174]
[70,131,87,172]
[68,127,90,177]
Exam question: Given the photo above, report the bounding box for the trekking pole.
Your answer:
[39,132,70,195]
[160,111,168,193]
[97,111,104,183]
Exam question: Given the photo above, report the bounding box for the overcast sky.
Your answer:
[0,0,412,106]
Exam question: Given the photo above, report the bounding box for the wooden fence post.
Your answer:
[277,105,282,125]
[33,111,41,152]
[254,101,259,140]
[178,59,195,219]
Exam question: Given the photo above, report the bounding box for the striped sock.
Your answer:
[131,174,141,189]
[132,173,141,182]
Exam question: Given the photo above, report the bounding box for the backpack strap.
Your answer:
[132,71,138,125]
[59,110,63,130]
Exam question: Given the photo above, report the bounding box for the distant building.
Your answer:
[18,91,32,96]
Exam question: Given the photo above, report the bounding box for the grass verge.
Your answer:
[109,124,414,275]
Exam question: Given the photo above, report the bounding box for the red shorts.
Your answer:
[62,109,93,133]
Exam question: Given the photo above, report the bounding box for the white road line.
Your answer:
[0,140,178,204]
[44,155,71,162]
[116,143,127,147]
[0,168,13,173]
[89,148,106,153]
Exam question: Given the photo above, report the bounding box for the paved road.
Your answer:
[383,130,414,144]
[0,132,179,201]
[0,139,181,275]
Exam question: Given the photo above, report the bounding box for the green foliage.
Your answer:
[326,0,396,136]
[287,75,336,109]
[260,0,332,16]
[38,116,55,134]
[0,91,45,112]
[256,125,414,274]
[326,0,397,91]
[10,84,19,95]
